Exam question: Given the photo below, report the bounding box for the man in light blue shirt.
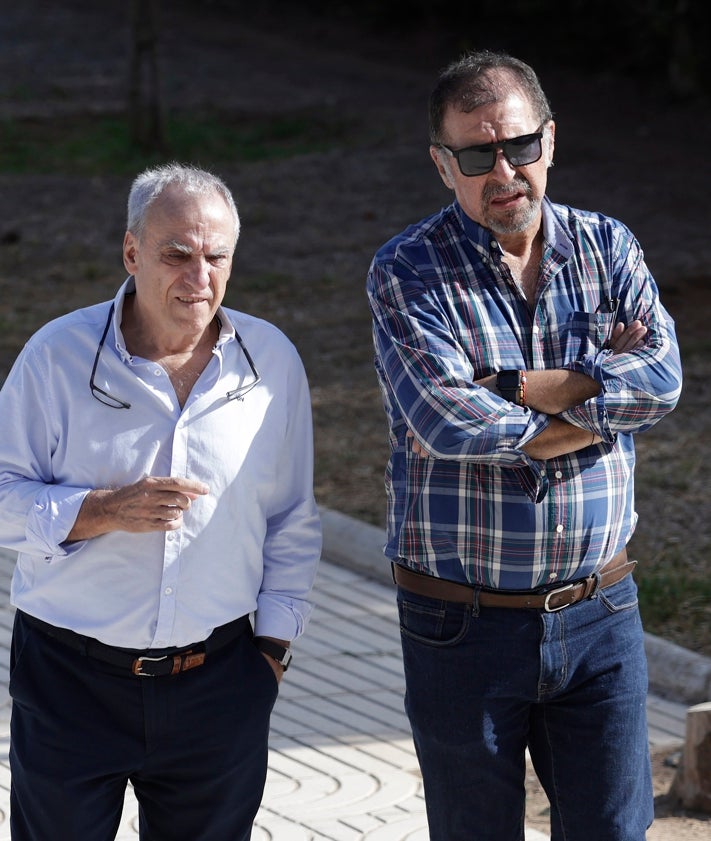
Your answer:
[0,163,321,840]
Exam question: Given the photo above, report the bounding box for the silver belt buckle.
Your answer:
[132,654,168,676]
[543,582,576,613]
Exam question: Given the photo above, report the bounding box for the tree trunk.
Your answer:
[128,0,167,153]
[670,701,711,813]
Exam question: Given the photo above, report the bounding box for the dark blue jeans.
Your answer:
[397,574,653,841]
[9,611,279,841]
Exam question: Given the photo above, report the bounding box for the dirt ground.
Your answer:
[0,1,710,836]
[523,745,711,839]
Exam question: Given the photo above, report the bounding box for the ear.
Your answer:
[123,231,138,275]
[429,146,455,190]
[544,120,556,167]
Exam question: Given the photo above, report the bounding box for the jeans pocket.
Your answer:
[598,575,639,614]
[397,590,470,648]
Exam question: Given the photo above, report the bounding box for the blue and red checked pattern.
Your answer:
[367,198,682,589]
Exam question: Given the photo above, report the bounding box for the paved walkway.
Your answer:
[0,549,687,839]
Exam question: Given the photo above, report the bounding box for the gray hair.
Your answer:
[126,163,240,248]
[429,50,553,145]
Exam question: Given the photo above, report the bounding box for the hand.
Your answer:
[68,476,210,541]
[607,320,647,353]
[256,636,290,684]
[260,652,286,683]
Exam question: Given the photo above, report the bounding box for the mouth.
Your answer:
[176,296,210,305]
[489,188,527,209]
[485,177,532,211]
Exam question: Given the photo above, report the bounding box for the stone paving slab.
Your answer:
[0,551,687,839]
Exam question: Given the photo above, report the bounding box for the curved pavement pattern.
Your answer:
[0,542,689,840]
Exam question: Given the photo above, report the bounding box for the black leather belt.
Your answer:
[392,548,636,613]
[19,611,250,677]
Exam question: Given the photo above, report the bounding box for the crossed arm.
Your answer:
[410,320,648,461]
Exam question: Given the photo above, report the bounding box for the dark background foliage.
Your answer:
[224,0,710,97]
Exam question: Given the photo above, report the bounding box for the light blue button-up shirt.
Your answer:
[0,279,321,648]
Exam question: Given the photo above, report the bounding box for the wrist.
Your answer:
[68,489,114,541]
[254,637,293,671]
[496,369,527,406]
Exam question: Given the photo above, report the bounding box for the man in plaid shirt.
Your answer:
[367,50,681,841]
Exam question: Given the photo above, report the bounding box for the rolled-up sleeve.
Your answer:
[368,258,548,466]
[562,236,682,438]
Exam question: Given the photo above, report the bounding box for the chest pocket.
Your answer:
[557,311,615,360]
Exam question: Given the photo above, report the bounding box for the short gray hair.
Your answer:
[126,163,240,248]
[429,50,553,145]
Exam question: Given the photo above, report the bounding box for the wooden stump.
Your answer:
[670,701,711,813]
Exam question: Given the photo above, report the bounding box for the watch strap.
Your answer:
[255,637,292,670]
[496,369,527,406]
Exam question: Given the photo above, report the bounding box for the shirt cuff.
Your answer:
[253,593,312,641]
[26,486,91,561]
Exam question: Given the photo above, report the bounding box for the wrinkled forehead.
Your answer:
[148,184,223,215]
[144,186,237,243]
[439,92,539,148]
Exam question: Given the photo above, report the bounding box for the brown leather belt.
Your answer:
[392,548,636,613]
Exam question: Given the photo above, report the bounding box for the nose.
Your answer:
[489,148,518,181]
[185,257,212,290]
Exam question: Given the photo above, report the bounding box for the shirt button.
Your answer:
[164,587,173,596]
[555,524,564,534]
[533,325,540,334]
[555,470,563,479]
[153,368,162,376]
[549,572,558,581]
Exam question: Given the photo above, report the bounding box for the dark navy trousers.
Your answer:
[9,610,279,840]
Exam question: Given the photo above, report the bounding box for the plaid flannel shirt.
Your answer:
[367,198,682,589]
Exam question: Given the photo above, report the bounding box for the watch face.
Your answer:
[497,370,521,389]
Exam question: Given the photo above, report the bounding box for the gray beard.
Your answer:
[485,199,540,235]
[482,179,541,235]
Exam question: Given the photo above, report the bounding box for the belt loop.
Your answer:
[588,571,602,599]
[471,587,480,617]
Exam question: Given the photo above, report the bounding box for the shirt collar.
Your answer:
[453,197,574,263]
[110,276,236,362]
[453,201,494,254]
[540,197,575,262]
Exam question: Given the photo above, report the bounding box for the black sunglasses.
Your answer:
[90,304,261,409]
[438,125,545,177]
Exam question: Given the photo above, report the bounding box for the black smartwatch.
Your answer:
[496,370,527,406]
[255,638,293,671]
